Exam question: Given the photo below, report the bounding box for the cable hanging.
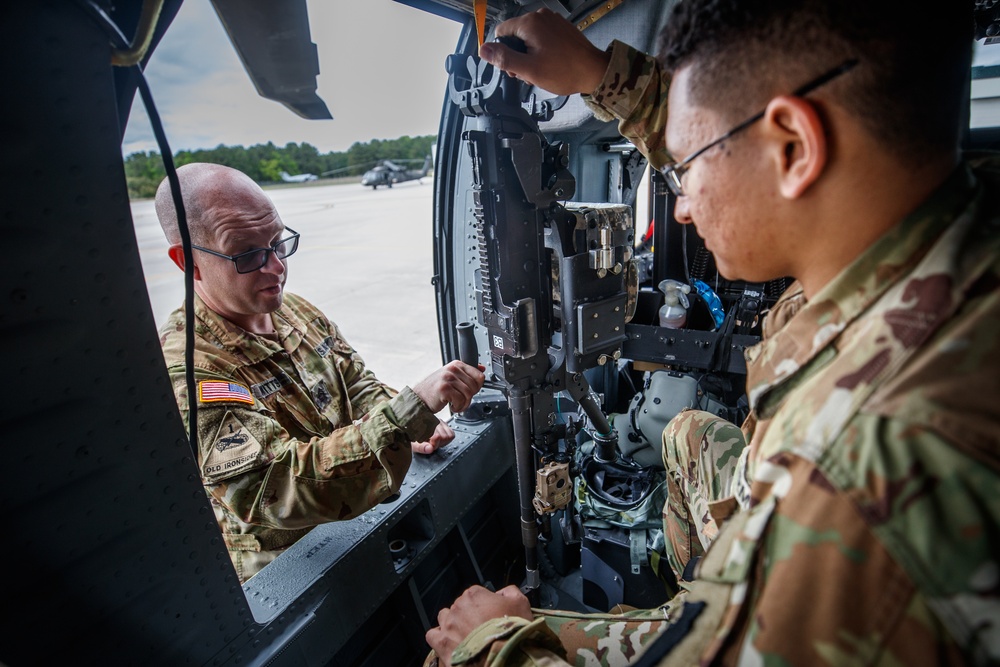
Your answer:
[79,0,200,460]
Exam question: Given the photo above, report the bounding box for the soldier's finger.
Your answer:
[440,370,482,404]
[424,628,452,667]
[496,584,523,599]
[479,42,530,79]
[454,362,486,389]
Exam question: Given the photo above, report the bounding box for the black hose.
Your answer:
[78,0,199,461]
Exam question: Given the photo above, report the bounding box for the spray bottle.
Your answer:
[658,279,691,329]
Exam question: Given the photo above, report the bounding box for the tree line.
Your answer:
[124,134,436,199]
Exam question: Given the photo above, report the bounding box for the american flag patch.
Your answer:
[198,380,254,405]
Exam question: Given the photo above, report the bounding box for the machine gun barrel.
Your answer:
[509,385,540,596]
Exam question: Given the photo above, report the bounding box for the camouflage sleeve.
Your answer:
[325,319,400,416]
[447,617,568,667]
[582,39,672,170]
[182,380,438,530]
[827,413,1000,660]
[712,415,991,664]
[441,605,683,666]
[323,320,446,445]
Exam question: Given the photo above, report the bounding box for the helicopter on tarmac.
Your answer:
[360,155,432,188]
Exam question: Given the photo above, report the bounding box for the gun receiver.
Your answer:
[447,45,636,598]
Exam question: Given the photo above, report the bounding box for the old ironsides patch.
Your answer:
[203,410,264,481]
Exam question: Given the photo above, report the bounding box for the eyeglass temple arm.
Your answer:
[678,58,858,169]
[677,110,765,168]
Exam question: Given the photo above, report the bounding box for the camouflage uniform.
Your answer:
[159,292,439,583]
[584,41,671,172]
[432,42,1000,666]
[660,410,748,583]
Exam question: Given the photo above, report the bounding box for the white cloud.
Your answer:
[123,0,465,156]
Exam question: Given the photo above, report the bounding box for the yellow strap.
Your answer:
[474,0,488,49]
[576,0,626,31]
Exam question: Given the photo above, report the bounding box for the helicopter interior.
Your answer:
[4,0,999,665]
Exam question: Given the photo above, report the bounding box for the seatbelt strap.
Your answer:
[474,0,487,49]
[631,601,705,667]
[629,528,647,574]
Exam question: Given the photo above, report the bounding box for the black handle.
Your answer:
[496,34,527,53]
[456,322,479,366]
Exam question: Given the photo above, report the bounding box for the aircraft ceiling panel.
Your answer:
[209,0,332,120]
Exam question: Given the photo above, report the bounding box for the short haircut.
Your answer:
[656,0,973,162]
[155,166,211,247]
[154,163,264,247]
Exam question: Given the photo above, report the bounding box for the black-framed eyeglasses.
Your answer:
[659,58,859,197]
[192,227,300,274]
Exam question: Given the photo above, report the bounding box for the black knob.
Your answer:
[496,35,528,53]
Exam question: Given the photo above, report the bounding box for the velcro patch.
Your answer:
[198,380,254,405]
[311,380,333,412]
[203,411,264,481]
[251,372,291,400]
[314,336,334,358]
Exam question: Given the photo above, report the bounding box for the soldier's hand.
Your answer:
[478,9,611,96]
[412,360,484,414]
[425,585,533,667]
[412,420,454,455]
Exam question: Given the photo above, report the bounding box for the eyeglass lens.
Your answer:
[234,235,299,273]
[663,168,684,196]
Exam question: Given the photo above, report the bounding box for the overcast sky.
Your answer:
[124,4,1000,158]
[123,0,466,156]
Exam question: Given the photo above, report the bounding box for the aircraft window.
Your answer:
[122,0,462,612]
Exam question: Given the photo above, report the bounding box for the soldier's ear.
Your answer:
[167,244,185,270]
[167,245,202,280]
[762,95,827,199]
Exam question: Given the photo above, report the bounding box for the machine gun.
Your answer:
[446,38,637,601]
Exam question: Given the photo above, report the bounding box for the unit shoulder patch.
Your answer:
[202,410,265,481]
[198,380,254,405]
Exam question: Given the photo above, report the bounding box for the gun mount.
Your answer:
[445,43,637,598]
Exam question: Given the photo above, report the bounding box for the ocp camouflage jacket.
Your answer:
[446,42,1000,666]
[159,292,438,582]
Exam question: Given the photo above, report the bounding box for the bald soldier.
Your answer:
[155,163,483,583]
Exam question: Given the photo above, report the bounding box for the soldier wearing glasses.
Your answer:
[427,1,999,666]
[154,163,483,584]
